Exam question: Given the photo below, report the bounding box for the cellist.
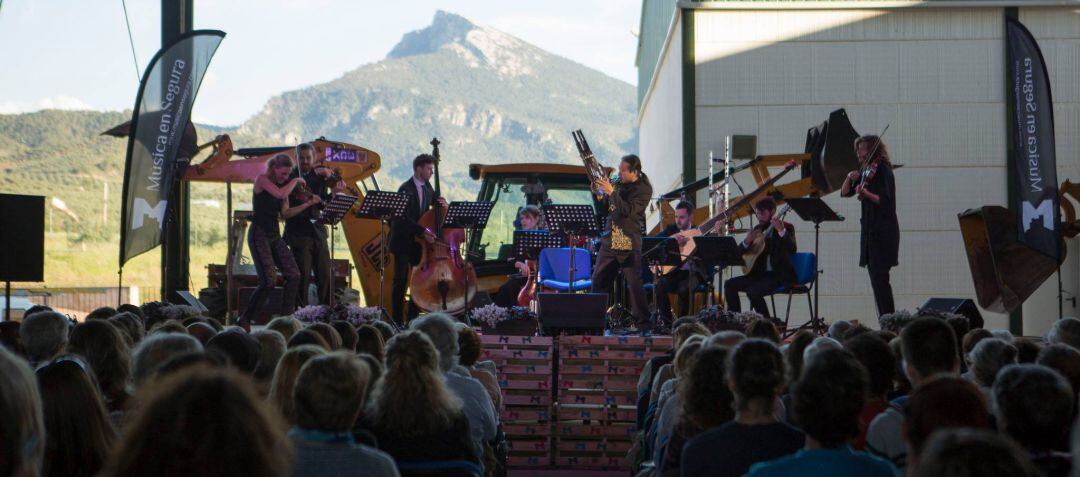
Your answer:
[494,205,542,307]
[841,135,899,317]
[389,154,445,325]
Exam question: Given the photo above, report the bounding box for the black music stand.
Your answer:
[691,236,743,310]
[355,191,410,321]
[642,236,682,327]
[543,204,599,292]
[513,230,565,310]
[784,197,843,336]
[443,201,494,312]
[318,194,358,226]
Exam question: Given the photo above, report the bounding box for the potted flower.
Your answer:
[468,304,537,336]
[697,306,762,333]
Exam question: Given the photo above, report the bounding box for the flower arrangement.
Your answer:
[696,306,762,333]
[161,304,204,322]
[878,309,915,334]
[293,305,334,324]
[468,304,509,329]
[293,303,382,326]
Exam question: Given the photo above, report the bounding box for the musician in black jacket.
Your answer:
[284,143,343,308]
[591,155,654,330]
[389,154,444,324]
[841,135,899,316]
[724,197,796,319]
[654,200,699,320]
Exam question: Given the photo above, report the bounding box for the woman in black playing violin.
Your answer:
[841,135,899,317]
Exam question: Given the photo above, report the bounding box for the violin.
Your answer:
[853,125,890,201]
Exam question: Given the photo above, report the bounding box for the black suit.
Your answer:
[284,168,333,307]
[590,175,653,326]
[724,221,797,318]
[390,177,436,323]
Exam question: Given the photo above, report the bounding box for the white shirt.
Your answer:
[412,176,426,215]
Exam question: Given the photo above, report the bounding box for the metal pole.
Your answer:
[4,281,10,321]
[160,0,193,304]
[226,181,234,324]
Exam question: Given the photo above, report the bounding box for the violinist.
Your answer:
[285,143,343,307]
[239,154,320,329]
[841,135,899,317]
[389,154,445,325]
[494,205,542,307]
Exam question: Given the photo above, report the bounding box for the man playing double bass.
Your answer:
[591,155,654,332]
[724,197,796,321]
[389,154,445,325]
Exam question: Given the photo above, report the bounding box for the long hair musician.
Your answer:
[590,154,654,332]
[841,135,899,317]
[284,143,344,308]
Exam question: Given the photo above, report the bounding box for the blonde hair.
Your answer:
[266,316,303,341]
[673,322,710,350]
[293,353,371,432]
[369,331,463,436]
[0,347,44,477]
[264,153,293,175]
[268,345,325,424]
[674,335,707,378]
[854,135,891,164]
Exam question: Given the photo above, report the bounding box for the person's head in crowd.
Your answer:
[266,316,303,342]
[968,337,1017,389]
[307,323,343,351]
[369,330,463,436]
[85,306,117,321]
[672,322,710,350]
[873,329,897,343]
[0,321,24,356]
[888,337,912,396]
[108,312,144,347]
[845,333,895,403]
[841,324,872,341]
[828,320,852,341]
[671,316,697,333]
[330,321,358,352]
[368,320,396,344]
[992,364,1076,454]
[745,318,780,344]
[785,330,815,384]
[153,351,227,381]
[36,355,116,477]
[20,311,71,367]
[138,301,171,331]
[677,345,734,430]
[24,304,53,316]
[706,330,746,348]
[944,315,970,369]
[1013,337,1041,364]
[0,346,44,477]
[269,345,326,424]
[149,320,187,335]
[410,313,460,373]
[916,428,1039,477]
[67,320,131,410]
[903,376,990,468]
[456,324,483,368]
[100,366,293,477]
[287,329,330,350]
[116,304,143,320]
[185,322,216,346]
[355,325,385,362]
[131,332,203,386]
[1045,317,1080,350]
[901,317,958,385]
[801,336,841,366]
[1036,344,1080,401]
[357,353,384,401]
[962,328,993,363]
[293,353,371,433]
[206,329,261,374]
[203,317,225,332]
[792,348,866,449]
[990,328,1015,343]
[728,339,784,420]
[674,335,706,379]
[251,330,287,389]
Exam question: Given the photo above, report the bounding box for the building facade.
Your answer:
[636,0,1080,334]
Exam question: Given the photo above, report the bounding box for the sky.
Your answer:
[0,0,641,126]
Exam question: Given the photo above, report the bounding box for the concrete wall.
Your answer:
[639,10,686,231]
[684,6,1080,332]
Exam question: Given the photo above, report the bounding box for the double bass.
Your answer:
[408,138,479,314]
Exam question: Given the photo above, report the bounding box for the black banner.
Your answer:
[119,30,224,266]
[1006,17,1060,261]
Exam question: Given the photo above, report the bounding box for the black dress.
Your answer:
[858,164,900,315]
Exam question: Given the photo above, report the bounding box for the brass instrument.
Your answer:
[572,129,615,195]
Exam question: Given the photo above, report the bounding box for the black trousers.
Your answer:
[724,271,785,318]
[590,246,650,326]
[868,264,895,317]
[286,229,332,307]
[654,269,690,318]
[391,252,416,325]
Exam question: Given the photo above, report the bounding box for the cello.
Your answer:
[408,138,478,314]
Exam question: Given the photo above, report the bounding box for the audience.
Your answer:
[269,345,326,424]
[651,336,709,471]
[369,320,397,344]
[185,322,217,346]
[266,316,304,341]
[1036,343,1080,401]
[1013,337,1041,364]
[967,337,1017,396]
[681,340,799,477]
[290,353,399,477]
[355,324,386,362]
[456,324,502,411]
[308,322,343,351]
[992,364,1075,477]
[0,321,23,356]
[902,376,990,470]
[746,348,899,477]
[66,320,132,424]
[288,329,330,350]
[844,333,895,450]
[1044,317,1080,349]
[366,331,480,467]
[108,312,144,347]
[20,311,71,369]
[36,355,116,477]
[100,366,293,477]
[0,346,44,477]
[916,428,1039,477]
[745,318,780,344]
[131,333,203,386]
[251,329,287,395]
[330,321,359,352]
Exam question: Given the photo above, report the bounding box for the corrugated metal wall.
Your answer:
[638,0,680,107]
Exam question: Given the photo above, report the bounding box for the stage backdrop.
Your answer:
[119,30,224,266]
[1006,17,1060,261]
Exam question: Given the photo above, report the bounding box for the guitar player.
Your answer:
[723,196,796,320]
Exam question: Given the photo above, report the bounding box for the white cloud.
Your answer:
[0,95,96,114]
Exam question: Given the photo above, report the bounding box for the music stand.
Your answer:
[642,236,682,327]
[691,236,743,311]
[783,197,843,336]
[513,230,565,311]
[442,201,494,312]
[317,194,358,226]
[355,191,410,321]
[543,204,599,292]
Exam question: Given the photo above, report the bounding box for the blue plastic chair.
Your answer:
[769,252,817,330]
[538,247,592,292]
[396,460,484,477]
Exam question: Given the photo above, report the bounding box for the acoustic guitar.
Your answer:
[740,203,792,274]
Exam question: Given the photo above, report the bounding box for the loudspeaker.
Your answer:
[920,298,985,329]
[176,290,209,313]
[0,194,45,282]
[538,292,607,335]
[730,135,757,160]
[804,109,860,194]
